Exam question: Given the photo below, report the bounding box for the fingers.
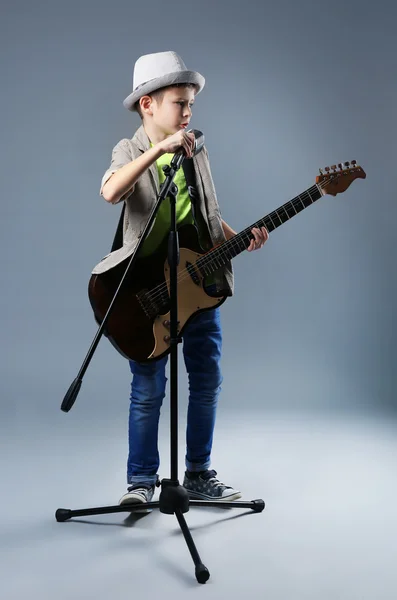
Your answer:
[261,226,269,243]
[247,227,268,251]
[179,132,190,157]
[167,131,195,157]
[183,132,195,157]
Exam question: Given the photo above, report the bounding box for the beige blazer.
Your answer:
[92,125,234,296]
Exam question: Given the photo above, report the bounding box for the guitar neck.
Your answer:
[197,183,323,276]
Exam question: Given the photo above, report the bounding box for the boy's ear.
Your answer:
[140,95,154,115]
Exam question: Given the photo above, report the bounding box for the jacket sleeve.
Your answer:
[99,138,135,203]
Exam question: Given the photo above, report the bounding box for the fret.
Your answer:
[270,211,283,227]
[301,192,313,208]
[275,206,290,224]
[229,239,242,258]
[198,262,209,277]
[264,215,276,232]
[294,195,306,212]
[219,250,228,265]
[303,185,321,207]
[285,202,297,218]
[199,184,323,273]
[214,255,223,269]
[243,232,252,244]
[197,262,206,276]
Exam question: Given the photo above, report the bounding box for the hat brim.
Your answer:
[123,70,205,112]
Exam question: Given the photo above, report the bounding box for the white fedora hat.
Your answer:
[123,51,205,112]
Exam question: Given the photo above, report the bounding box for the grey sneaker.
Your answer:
[183,469,242,501]
[119,483,156,512]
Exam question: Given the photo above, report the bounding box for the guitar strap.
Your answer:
[183,158,212,249]
[110,202,125,252]
[182,157,200,224]
[110,157,208,252]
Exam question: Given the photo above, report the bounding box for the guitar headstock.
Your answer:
[316,161,366,196]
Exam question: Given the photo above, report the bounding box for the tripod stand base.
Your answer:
[55,498,265,522]
[55,494,265,583]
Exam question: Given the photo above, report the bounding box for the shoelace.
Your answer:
[207,478,227,489]
[201,471,230,489]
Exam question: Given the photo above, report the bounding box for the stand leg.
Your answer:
[189,499,265,512]
[57,147,266,584]
[55,497,265,522]
[175,508,210,584]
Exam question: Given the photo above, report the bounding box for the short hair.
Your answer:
[135,83,198,119]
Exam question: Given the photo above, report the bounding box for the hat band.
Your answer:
[134,77,158,92]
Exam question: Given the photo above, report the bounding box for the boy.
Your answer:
[94,51,268,510]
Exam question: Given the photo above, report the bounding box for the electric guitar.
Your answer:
[88,161,366,362]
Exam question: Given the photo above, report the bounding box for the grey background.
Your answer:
[1,0,396,598]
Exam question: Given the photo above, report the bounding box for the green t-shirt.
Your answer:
[138,147,194,257]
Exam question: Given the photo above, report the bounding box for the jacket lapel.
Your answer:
[193,148,216,222]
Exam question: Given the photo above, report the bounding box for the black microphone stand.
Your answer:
[56,132,265,584]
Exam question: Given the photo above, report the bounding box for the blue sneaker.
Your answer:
[119,483,155,512]
[183,469,242,501]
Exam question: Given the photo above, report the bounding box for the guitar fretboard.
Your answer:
[197,184,322,275]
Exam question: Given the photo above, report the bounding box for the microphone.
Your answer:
[186,129,205,157]
[171,129,204,169]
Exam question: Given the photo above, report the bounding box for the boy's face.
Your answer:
[146,86,195,136]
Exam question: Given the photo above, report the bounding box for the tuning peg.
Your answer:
[338,163,343,170]
[319,168,324,175]
[331,165,337,171]
[344,161,350,167]
[325,166,330,172]
[351,160,357,166]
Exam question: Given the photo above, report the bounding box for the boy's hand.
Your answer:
[247,227,269,252]
[158,130,196,157]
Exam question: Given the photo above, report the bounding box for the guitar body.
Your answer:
[88,160,365,363]
[88,224,226,363]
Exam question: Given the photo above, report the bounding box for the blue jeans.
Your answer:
[127,306,223,486]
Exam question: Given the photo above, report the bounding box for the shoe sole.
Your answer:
[119,493,153,513]
[185,490,242,501]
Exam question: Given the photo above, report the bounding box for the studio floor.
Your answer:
[1,408,396,599]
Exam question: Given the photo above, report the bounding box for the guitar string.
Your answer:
[142,178,332,310]
[143,183,326,308]
[138,172,350,311]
